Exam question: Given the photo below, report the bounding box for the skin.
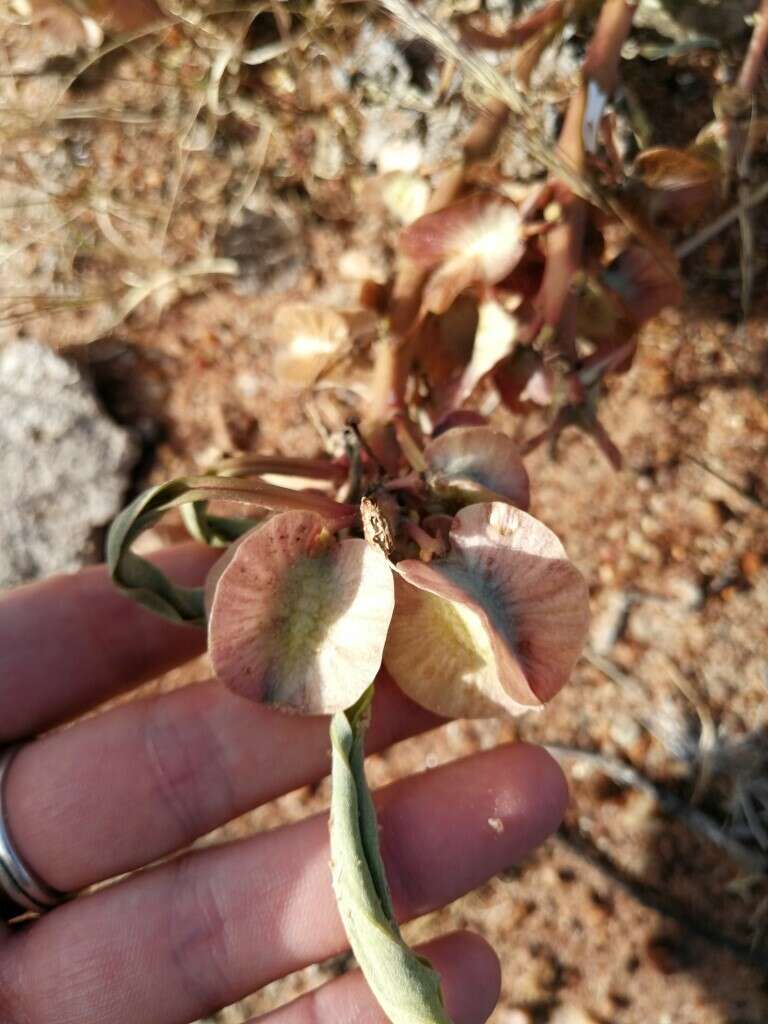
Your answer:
[0,544,569,1024]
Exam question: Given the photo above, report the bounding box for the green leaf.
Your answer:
[107,475,356,626]
[330,692,453,1024]
[179,501,259,548]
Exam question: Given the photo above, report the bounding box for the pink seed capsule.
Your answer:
[424,427,530,510]
[208,510,394,715]
[385,502,589,719]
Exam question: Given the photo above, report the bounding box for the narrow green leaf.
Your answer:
[330,692,453,1024]
[107,475,356,626]
[180,501,259,547]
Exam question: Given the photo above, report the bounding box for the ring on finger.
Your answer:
[0,744,71,923]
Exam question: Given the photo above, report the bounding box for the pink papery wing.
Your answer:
[209,511,394,714]
[424,427,530,509]
[385,503,589,718]
[400,194,525,316]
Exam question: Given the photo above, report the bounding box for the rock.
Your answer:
[0,340,136,587]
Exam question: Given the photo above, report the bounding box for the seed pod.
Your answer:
[385,503,589,718]
[209,511,395,714]
[424,427,530,510]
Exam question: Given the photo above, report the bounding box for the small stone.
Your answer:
[590,588,630,654]
[497,1010,532,1024]
[0,340,136,587]
[664,575,703,610]
[608,713,642,750]
[488,817,505,834]
[549,1005,600,1024]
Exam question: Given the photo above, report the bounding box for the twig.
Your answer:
[686,454,767,513]
[675,179,768,259]
[545,744,768,874]
[116,258,238,321]
[737,0,768,95]
[583,647,647,699]
[376,0,605,208]
[227,120,273,222]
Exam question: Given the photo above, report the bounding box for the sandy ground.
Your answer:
[124,277,768,1024]
[2,3,767,1022]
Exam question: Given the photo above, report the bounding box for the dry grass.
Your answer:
[0,0,351,344]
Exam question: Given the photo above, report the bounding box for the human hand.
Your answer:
[0,544,568,1024]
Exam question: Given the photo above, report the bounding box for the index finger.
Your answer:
[0,544,218,742]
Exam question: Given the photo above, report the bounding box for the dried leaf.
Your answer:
[209,512,395,714]
[65,0,165,31]
[452,297,519,407]
[635,146,718,191]
[494,348,554,412]
[601,244,683,325]
[632,146,720,223]
[385,503,589,718]
[400,194,525,315]
[273,304,377,386]
[415,295,478,398]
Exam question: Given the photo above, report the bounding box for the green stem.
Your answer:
[330,690,453,1024]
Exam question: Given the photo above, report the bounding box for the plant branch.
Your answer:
[537,0,636,359]
[737,0,768,96]
[675,177,768,258]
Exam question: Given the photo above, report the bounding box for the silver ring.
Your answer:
[0,744,69,921]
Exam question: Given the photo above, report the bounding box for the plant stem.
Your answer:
[582,0,637,95]
[536,0,636,359]
[215,454,347,483]
[367,100,509,447]
[330,695,453,1024]
[737,0,768,95]
[459,0,566,50]
[674,178,768,259]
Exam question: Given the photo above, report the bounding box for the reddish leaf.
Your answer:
[401,194,525,316]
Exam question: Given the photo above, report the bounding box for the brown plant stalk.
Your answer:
[737,0,768,96]
[366,99,509,451]
[537,0,636,359]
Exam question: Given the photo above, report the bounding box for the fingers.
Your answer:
[251,931,501,1024]
[5,674,436,891]
[0,544,218,742]
[4,744,567,1024]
